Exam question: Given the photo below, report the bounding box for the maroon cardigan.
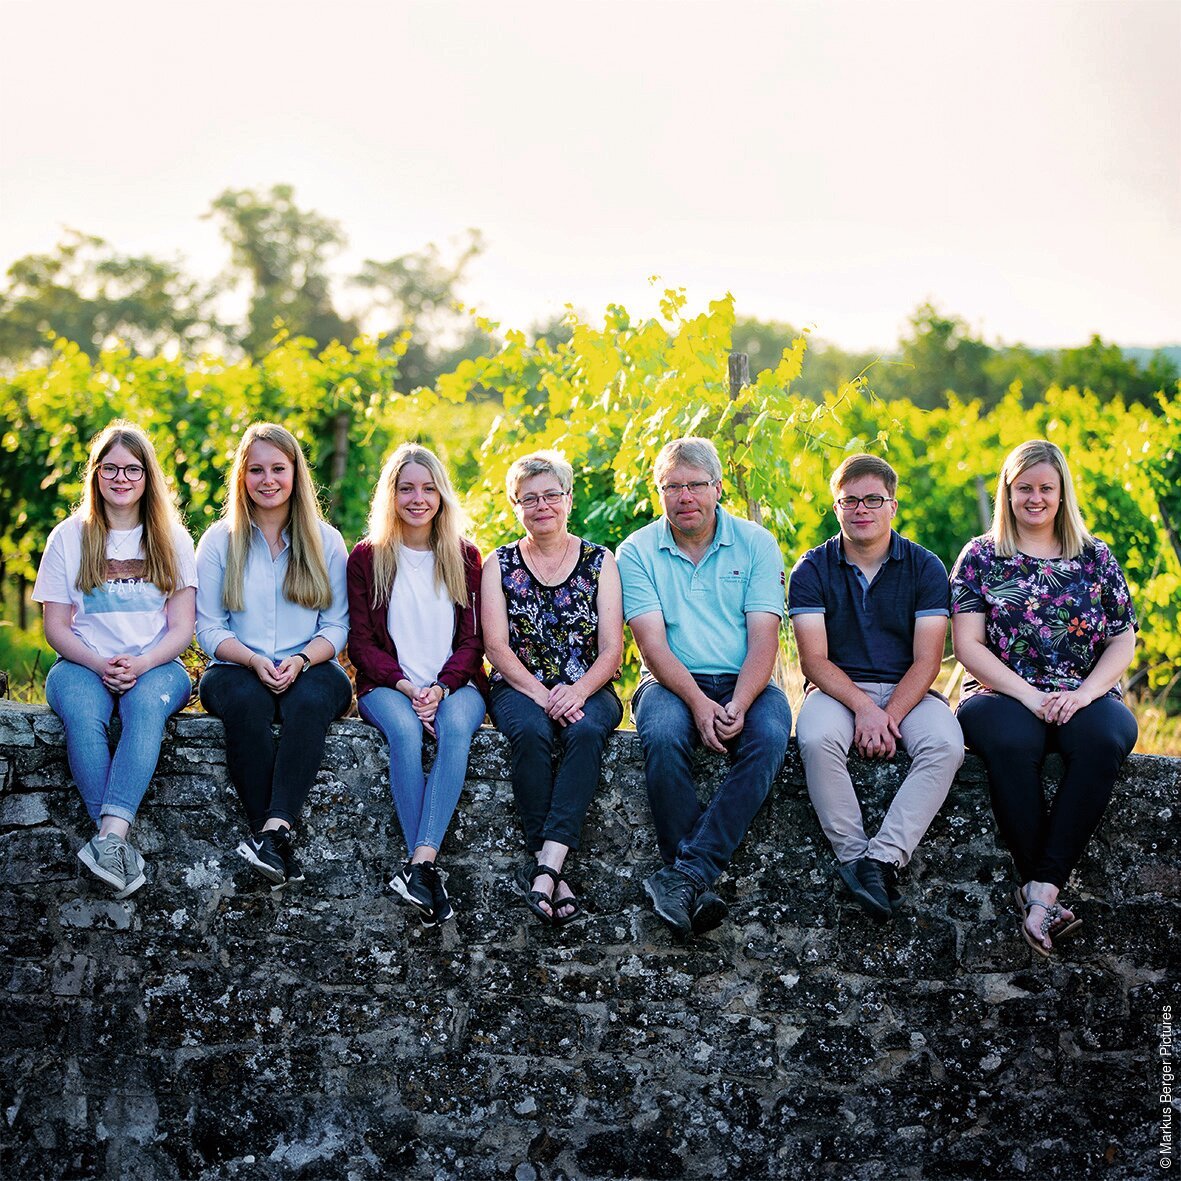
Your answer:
[346,539,489,701]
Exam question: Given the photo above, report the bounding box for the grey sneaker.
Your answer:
[77,834,146,898]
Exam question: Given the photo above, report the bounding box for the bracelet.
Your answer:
[295,652,311,670]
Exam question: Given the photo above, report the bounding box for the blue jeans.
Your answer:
[489,681,623,852]
[632,674,791,888]
[45,658,193,826]
[358,684,486,856]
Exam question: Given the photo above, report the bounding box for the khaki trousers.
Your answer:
[796,683,964,867]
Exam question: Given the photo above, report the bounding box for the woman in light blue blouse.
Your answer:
[196,423,352,888]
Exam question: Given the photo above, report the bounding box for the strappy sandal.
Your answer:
[550,876,584,927]
[1016,891,1068,958]
[516,862,562,926]
[1013,887,1083,944]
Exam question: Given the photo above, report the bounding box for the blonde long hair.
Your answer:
[77,421,182,595]
[222,423,333,612]
[992,439,1094,559]
[365,443,469,607]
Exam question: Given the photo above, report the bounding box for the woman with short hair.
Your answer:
[481,450,624,925]
[951,439,1138,956]
[348,443,487,926]
[196,423,352,888]
[34,421,197,897]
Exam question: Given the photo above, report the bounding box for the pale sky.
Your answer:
[1,0,1178,351]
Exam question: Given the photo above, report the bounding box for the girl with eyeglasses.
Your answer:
[196,423,352,888]
[347,444,487,926]
[481,450,623,926]
[33,421,197,898]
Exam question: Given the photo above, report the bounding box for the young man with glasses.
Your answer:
[789,454,963,921]
[617,437,790,936]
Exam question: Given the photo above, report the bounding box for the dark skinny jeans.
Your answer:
[957,691,1137,887]
[489,680,623,853]
[199,662,353,831]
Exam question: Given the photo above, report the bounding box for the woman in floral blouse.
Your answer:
[481,451,623,925]
[950,440,1137,957]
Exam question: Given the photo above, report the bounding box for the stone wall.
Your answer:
[0,701,1176,1180]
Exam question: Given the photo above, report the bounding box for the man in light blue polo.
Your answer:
[617,437,790,936]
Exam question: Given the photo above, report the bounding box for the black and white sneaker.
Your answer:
[390,862,436,922]
[425,863,454,924]
[236,832,287,885]
[271,828,304,888]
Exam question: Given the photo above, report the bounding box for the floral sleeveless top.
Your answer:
[949,535,1137,700]
[493,539,606,687]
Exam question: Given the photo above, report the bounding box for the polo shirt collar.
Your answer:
[836,529,903,565]
[657,506,734,556]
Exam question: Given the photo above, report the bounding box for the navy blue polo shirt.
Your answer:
[787,531,949,682]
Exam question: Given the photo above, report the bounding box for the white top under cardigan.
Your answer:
[195,519,350,662]
[386,550,454,687]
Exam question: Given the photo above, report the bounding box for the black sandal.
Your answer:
[550,877,583,927]
[517,862,562,925]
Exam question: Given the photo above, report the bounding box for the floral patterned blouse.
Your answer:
[493,539,607,688]
[950,535,1137,700]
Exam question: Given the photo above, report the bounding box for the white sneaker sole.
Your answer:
[236,840,286,884]
[77,844,127,891]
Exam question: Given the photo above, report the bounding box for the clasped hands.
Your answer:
[693,698,747,753]
[539,682,586,727]
[398,680,446,736]
[1026,686,1093,725]
[249,653,306,694]
[100,654,146,694]
[853,702,903,759]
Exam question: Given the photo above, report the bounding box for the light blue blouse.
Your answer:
[195,519,350,662]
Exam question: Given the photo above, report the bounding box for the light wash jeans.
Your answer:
[45,658,193,826]
[358,684,486,856]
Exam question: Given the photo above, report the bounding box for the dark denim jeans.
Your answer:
[200,661,353,831]
[488,680,623,852]
[633,673,791,888]
[957,691,1137,887]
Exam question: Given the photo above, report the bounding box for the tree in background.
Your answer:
[206,184,359,357]
[0,230,217,364]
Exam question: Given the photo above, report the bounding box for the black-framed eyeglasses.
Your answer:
[660,480,716,497]
[98,463,145,482]
[516,490,568,509]
[835,494,891,510]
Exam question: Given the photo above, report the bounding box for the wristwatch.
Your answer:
[295,652,311,670]
[430,681,450,699]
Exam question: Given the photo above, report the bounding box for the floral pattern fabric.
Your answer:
[494,539,606,688]
[949,535,1137,699]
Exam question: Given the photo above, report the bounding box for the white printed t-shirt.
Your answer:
[33,516,198,660]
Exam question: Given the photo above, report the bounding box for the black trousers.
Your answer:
[200,662,353,831]
[957,691,1137,887]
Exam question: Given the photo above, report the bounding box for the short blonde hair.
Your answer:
[992,439,1093,559]
[654,437,722,486]
[506,451,573,502]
